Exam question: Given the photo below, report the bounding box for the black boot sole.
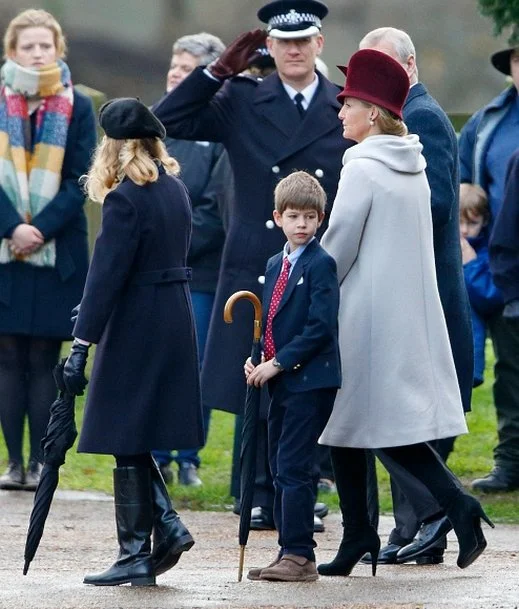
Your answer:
[154,534,195,576]
[83,575,156,586]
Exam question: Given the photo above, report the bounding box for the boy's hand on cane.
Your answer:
[247,359,281,387]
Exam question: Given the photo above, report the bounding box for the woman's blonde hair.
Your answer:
[360,100,408,137]
[4,9,67,59]
[84,137,180,203]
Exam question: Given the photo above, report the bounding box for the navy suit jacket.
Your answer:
[263,238,341,394]
[404,83,473,412]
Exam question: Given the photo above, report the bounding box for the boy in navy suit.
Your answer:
[245,171,341,581]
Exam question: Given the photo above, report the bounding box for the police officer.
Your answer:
[154,0,351,523]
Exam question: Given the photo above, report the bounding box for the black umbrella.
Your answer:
[23,360,78,575]
[224,290,263,582]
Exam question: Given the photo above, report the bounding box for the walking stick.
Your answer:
[224,290,262,582]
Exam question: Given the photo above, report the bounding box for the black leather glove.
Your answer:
[208,29,267,80]
[71,304,80,323]
[63,341,90,396]
[503,299,519,320]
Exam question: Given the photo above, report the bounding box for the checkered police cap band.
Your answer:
[268,10,322,31]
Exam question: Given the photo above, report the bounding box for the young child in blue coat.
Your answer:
[460,183,503,387]
[244,171,341,582]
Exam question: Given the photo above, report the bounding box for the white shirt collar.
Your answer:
[282,74,319,110]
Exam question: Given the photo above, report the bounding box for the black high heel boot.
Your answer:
[447,494,494,569]
[84,467,155,586]
[318,525,380,576]
[150,458,194,575]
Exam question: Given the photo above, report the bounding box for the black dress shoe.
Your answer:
[314,502,329,519]
[250,506,275,530]
[360,542,401,565]
[415,547,445,565]
[396,516,451,564]
[472,466,519,493]
[313,515,325,533]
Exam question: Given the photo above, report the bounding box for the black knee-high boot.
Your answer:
[150,458,194,575]
[318,447,380,577]
[84,467,155,586]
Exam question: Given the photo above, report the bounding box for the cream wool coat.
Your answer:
[319,134,468,448]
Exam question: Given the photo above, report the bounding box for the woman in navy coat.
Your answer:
[63,98,203,587]
[0,9,96,491]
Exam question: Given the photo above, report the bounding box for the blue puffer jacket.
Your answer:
[463,231,504,385]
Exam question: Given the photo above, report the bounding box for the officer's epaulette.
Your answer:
[232,73,263,84]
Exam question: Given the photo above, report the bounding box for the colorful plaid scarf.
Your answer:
[0,59,74,267]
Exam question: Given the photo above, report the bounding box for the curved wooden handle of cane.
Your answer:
[224,290,262,342]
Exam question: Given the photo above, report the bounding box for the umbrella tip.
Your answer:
[23,561,30,575]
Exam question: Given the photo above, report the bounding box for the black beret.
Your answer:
[99,97,166,140]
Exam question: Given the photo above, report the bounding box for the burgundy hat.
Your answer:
[336,49,410,120]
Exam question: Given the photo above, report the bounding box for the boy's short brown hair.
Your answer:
[274,171,326,215]
[460,183,490,223]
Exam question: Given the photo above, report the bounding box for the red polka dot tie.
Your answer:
[264,257,291,361]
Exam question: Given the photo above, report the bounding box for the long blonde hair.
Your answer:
[84,137,180,203]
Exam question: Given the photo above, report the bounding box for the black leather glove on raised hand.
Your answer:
[63,341,90,396]
[208,29,267,80]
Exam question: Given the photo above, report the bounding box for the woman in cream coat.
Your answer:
[317,49,492,578]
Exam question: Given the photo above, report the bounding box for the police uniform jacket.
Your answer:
[74,167,204,455]
[154,67,350,415]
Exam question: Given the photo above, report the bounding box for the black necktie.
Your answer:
[294,92,306,118]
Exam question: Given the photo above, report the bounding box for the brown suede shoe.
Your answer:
[247,557,280,581]
[259,554,318,582]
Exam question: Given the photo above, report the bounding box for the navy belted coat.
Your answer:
[154,68,350,415]
[74,167,203,455]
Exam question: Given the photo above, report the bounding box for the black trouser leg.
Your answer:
[488,313,519,472]
[0,336,28,464]
[27,338,61,463]
[380,443,462,511]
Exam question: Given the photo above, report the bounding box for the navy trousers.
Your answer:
[267,383,336,561]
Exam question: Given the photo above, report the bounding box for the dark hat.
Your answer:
[99,97,166,140]
[491,46,519,76]
[258,0,328,39]
[336,49,409,120]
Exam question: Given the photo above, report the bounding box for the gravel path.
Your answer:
[1,489,518,609]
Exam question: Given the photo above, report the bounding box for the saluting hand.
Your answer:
[208,29,267,80]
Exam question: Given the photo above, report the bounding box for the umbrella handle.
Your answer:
[224,290,262,342]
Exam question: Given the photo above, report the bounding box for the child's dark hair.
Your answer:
[460,183,490,223]
[274,171,326,215]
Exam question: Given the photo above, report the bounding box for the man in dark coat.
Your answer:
[154,0,351,521]
[358,27,473,567]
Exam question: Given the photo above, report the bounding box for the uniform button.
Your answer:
[258,275,265,284]
[272,165,280,174]
[315,168,324,178]
[265,220,275,229]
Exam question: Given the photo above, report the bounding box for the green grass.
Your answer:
[2,340,518,521]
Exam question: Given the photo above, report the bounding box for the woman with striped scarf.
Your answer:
[0,9,96,490]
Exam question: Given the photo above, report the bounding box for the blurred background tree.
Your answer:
[478,0,519,44]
